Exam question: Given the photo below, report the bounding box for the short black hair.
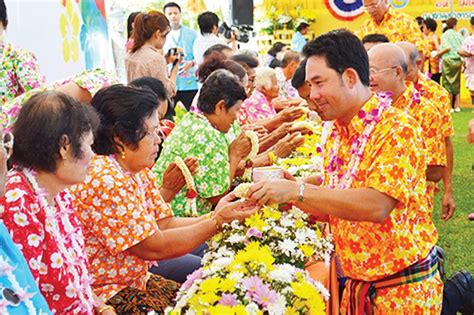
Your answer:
[12,91,99,172]
[231,53,259,69]
[361,33,389,44]
[470,16,474,26]
[415,16,424,26]
[91,84,159,155]
[303,29,370,87]
[203,44,231,58]
[129,77,168,101]
[163,2,181,12]
[268,58,281,69]
[296,22,309,32]
[423,18,437,32]
[291,59,307,89]
[0,0,8,29]
[198,69,247,114]
[197,11,219,35]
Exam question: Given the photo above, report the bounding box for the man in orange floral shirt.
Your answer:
[358,0,428,57]
[396,41,455,221]
[249,30,442,313]
[368,43,446,190]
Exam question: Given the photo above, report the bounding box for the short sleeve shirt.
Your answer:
[392,83,447,167]
[462,35,474,74]
[239,89,277,125]
[1,169,95,314]
[357,6,428,57]
[324,95,438,281]
[415,73,454,138]
[69,155,173,300]
[440,29,464,60]
[153,112,232,216]
[0,42,45,104]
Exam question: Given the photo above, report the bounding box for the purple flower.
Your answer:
[219,293,238,307]
[182,269,203,290]
[247,228,262,239]
[243,276,264,294]
[253,284,278,307]
[357,110,366,119]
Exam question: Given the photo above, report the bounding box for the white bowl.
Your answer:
[252,166,284,182]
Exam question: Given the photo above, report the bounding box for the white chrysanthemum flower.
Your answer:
[279,216,293,227]
[278,239,297,256]
[267,293,287,315]
[245,303,260,315]
[269,268,292,283]
[226,234,246,244]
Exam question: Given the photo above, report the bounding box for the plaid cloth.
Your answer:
[346,247,438,315]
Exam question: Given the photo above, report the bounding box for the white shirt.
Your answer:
[193,33,227,66]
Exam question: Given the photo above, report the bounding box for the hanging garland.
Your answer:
[241,130,259,182]
[175,156,198,217]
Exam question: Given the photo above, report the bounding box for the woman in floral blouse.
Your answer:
[0,0,44,104]
[0,91,115,314]
[154,70,254,216]
[70,84,257,314]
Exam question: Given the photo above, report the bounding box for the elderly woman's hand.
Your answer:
[241,124,268,140]
[277,106,306,123]
[213,193,260,226]
[272,133,305,158]
[160,157,198,202]
[229,132,252,160]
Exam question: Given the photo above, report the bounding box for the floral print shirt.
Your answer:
[0,222,51,314]
[415,73,453,138]
[69,155,173,301]
[1,68,118,131]
[275,67,299,100]
[0,169,95,314]
[357,6,428,57]
[153,112,234,216]
[239,89,277,125]
[392,82,446,167]
[323,96,438,281]
[1,42,45,104]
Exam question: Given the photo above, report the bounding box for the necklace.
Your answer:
[327,94,391,189]
[242,130,259,182]
[21,168,95,313]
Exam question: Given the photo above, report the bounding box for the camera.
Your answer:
[218,22,254,43]
[167,47,184,58]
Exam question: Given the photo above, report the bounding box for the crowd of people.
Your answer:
[1,0,474,314]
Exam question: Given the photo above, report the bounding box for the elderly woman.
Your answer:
[154,70,253,217]
[0,91,115,314]
[1,68,118,132]
[239,67,305,131]
[70,84,257,314]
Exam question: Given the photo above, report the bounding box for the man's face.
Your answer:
[164,7,181,28]
[363,0,385,22]
[305,56,351,121]
[297,83,323,116]
[368,51,401,93]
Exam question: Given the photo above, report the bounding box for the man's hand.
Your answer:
[441,192,455,221]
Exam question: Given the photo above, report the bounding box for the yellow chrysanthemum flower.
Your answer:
[299,244,315,257]
[245,213,268,231]
[219,278,236,293]
[200,277,221,293]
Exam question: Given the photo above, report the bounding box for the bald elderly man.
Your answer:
[396,41,455,221]
[358,0,428,57]
[368,43,446,188]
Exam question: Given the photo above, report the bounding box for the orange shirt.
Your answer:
[324,95,437,281]
[357,6,428,57]
[426,33,441,74]
[392,83,447,167]
[70,155,173,300]
[415,73,454,138]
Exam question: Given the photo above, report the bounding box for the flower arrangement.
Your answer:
[256,5,317,35]
[277,120,324,178]
[166,203,333,314]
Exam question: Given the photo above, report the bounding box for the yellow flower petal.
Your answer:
[59,14,68,38]
[62,38,70,62]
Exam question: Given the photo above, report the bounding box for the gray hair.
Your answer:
[254,67,277,90]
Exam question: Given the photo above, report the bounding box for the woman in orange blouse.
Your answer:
[70,84,258,313]
[125,11,182,96]
[423,18,443,83]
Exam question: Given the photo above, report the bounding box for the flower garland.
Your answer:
[242,131,259,182]
[22,168,96,313]
[327,94,391,189]
[175,156,198,217]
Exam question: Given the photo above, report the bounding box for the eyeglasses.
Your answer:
[364,0,381,10]
[369,65,399,75]
[143,126,163,139]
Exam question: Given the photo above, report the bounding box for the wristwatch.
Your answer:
[298,182,305,202]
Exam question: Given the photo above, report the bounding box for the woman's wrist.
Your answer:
[206,212,221,231]
[95,304,114,315]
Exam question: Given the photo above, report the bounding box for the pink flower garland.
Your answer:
[327,93,391,189]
